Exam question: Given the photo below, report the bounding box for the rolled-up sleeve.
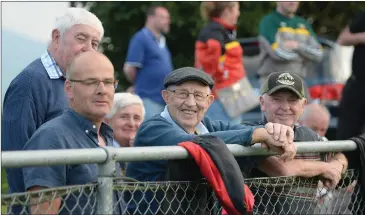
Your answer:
[125,34,144,68]
[22,128,67,190]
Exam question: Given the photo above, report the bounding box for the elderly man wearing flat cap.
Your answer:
[242,71,348,214]
[125,67,297,213]
[127,67,297,180]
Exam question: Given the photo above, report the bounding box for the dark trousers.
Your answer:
[337,76,365,140]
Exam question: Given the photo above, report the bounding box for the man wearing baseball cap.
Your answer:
[242,71,348,214]
[125,67,297,214]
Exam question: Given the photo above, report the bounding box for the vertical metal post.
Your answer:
[97,147,115,214]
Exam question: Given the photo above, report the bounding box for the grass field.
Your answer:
[2,168,9,214]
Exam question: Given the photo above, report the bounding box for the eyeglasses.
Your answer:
[167,89,210,101]
[69,79,118,89]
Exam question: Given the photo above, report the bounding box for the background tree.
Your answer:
[74,1,365,91]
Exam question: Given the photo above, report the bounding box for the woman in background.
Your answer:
[105,92,145,148]
[195,2,246,124]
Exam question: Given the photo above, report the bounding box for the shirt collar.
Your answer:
[64,108,114,146]
[40,50,65,79]
[113,139,121,148]
[142,27,166,48]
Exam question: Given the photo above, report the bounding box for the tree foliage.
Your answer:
[74,1,365,90]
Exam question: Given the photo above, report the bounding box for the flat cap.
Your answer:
[164,67,214,89]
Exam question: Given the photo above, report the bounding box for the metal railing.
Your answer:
[2,141,363,215]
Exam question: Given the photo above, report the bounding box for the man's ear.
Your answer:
[206,94,214,108]
[51,29,61,47]
[64,80,73,100]
[259,95,265,112]
[161,90,169,104]
[302,98,307,106]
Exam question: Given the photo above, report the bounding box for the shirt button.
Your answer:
[85,130,89,134]
[92,125,96,129]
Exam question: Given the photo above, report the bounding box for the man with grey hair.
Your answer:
[299,103,330,138]
[2,7,104,198]
[243,72,347,214]
[126,67,298,214]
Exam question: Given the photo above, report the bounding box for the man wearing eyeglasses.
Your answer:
[125,67,297,214]
[21,51,124,215]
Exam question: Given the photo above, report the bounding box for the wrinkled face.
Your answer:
[226,2,241,26]
[277,1,300,14]
[53,24,101,72]
[152,7,171,34]
[162,81,214,133]
[107,104,144,147]
[65,55,115,122]
[260,90,306,127]
[301,114,329,137]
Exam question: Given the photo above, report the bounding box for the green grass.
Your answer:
[2,168,9,214]
[2,168,9,194]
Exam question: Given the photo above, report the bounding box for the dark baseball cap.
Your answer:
[164,67,215,89]
[261,72,305,98]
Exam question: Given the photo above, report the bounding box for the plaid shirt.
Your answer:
[40,50,64,79]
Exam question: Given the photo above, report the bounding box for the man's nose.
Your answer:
[185,94,197,106]
[81,41,93,52]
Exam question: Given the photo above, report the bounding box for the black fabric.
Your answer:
[165,135,252,215]
[164,67,214,89]
[192,135,249,214]
[347,134,365,214]
[337,77,365,140]
[196,20,236,55]
[349,11,365,81]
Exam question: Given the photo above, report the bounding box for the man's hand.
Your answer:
[265,122,294,145]
[262,133,297,162]
[252,123,296,162]
[319,163,342,189]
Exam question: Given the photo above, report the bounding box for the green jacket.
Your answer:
[258,10,323,78]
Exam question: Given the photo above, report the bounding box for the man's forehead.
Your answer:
[67,24,101,40]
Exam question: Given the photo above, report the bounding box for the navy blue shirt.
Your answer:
[22,109,124,215]
[2,55,69,194]
[125,27,173,104]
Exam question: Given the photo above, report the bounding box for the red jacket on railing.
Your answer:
[179,135,254,215]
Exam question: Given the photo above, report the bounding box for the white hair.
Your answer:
[53,7,104,40]
[300,103,330,122]
[105,93,145,119]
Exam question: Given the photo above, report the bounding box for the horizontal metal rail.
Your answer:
[2,140,357,168]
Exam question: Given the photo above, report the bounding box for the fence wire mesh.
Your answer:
[2,183,98,215]
[2,169,364,215]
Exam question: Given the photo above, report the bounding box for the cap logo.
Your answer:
[277,73,295,86]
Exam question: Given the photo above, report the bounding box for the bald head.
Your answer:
[66,51,114,79]
[299,103,330,137]
[64,50,116,124]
